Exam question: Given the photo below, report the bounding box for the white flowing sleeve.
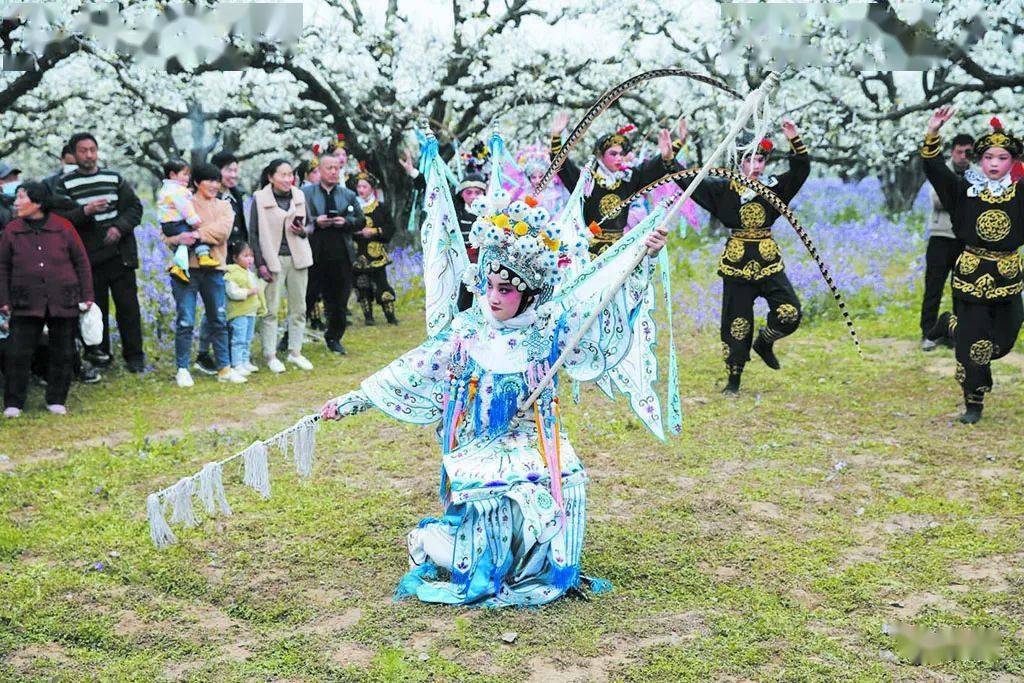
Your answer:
[555,256,655,382]
[358,327,457,424]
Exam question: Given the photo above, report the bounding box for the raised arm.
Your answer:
[771,118,810,203]
[921,106,964,216]
[550,110,581,193]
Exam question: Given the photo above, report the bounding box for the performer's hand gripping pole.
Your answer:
[516,71,781,417]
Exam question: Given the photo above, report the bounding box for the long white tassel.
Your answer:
[291,419,317,478]
[242,441,272,499]
[147,493,176,549]
[197,462,232,516]
[168,477,199,528]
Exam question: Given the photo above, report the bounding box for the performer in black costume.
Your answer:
[922,107,1023,424]
[348,169,399,326]
[549,111,683,256]
[673,118,810,394]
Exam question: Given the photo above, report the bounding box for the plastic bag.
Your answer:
[80,304,103,346]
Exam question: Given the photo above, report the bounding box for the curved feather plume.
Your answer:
[535,69,744,193]
[599,167,865,359]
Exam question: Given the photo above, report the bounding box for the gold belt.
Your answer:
[965,245,1017,260]
[731,229,772,240]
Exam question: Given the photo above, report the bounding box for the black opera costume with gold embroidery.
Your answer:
[550,134,681,256]
[352,197,399,324]
[922,132,1024,410]
[674,136,810,380]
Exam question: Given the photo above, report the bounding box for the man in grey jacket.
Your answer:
[920,133,972,351]
[302,154,365,354]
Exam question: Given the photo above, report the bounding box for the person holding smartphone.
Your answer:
[250,159,315,373]
[301,153,365,355]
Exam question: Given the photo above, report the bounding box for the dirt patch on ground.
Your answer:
[296,607,364,636]
[329,643,376,668]
[526,611,707,682]
[5,644,74,673]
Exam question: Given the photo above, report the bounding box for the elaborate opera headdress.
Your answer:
[975,117,1023,159]
[462,190,587,303]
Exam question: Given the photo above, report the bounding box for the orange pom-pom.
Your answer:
[588,221,602,236]
[524,195,538,208]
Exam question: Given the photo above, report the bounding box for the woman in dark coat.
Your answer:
[0,181,94,416]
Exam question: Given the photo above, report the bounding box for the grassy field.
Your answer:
[0,290,1022,682]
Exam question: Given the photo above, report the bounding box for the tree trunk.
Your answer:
[880,157,925,214]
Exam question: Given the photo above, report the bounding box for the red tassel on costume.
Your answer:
[759,138,774,152]
[1012,161,1024,184]
[337,132,345,141]
[990,117,1003,131]
[616,124,636,136]
[312,144,321,155]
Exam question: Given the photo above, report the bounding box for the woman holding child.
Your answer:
[162,162,243,388]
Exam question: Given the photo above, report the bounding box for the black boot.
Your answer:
[752,329,781,370]
[959,393,983,424]
[277,331,289,354]
[926,312,953,342]
[722,364,742,395]
[361,299,375,326]
[382,300,399,325]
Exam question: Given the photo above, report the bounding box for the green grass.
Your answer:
[0,280,1022,682]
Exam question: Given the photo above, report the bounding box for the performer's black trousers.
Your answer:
[5,315,77,408]
[920,236,962,337]
[321,258,354,343]
[948,297,1023,402]
[355,268,396,316]
[91,257,144,363]
[721,272,801,370]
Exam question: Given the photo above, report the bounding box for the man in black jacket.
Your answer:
[302,154,365,354]
[57,132,146,372]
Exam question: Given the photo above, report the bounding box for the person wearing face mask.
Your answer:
[43,145,77,195]
[919,133,973,351]
[549,112,684,257]
[0,161,22,229]
[671,118,810,395]
[922,110,1024,424]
